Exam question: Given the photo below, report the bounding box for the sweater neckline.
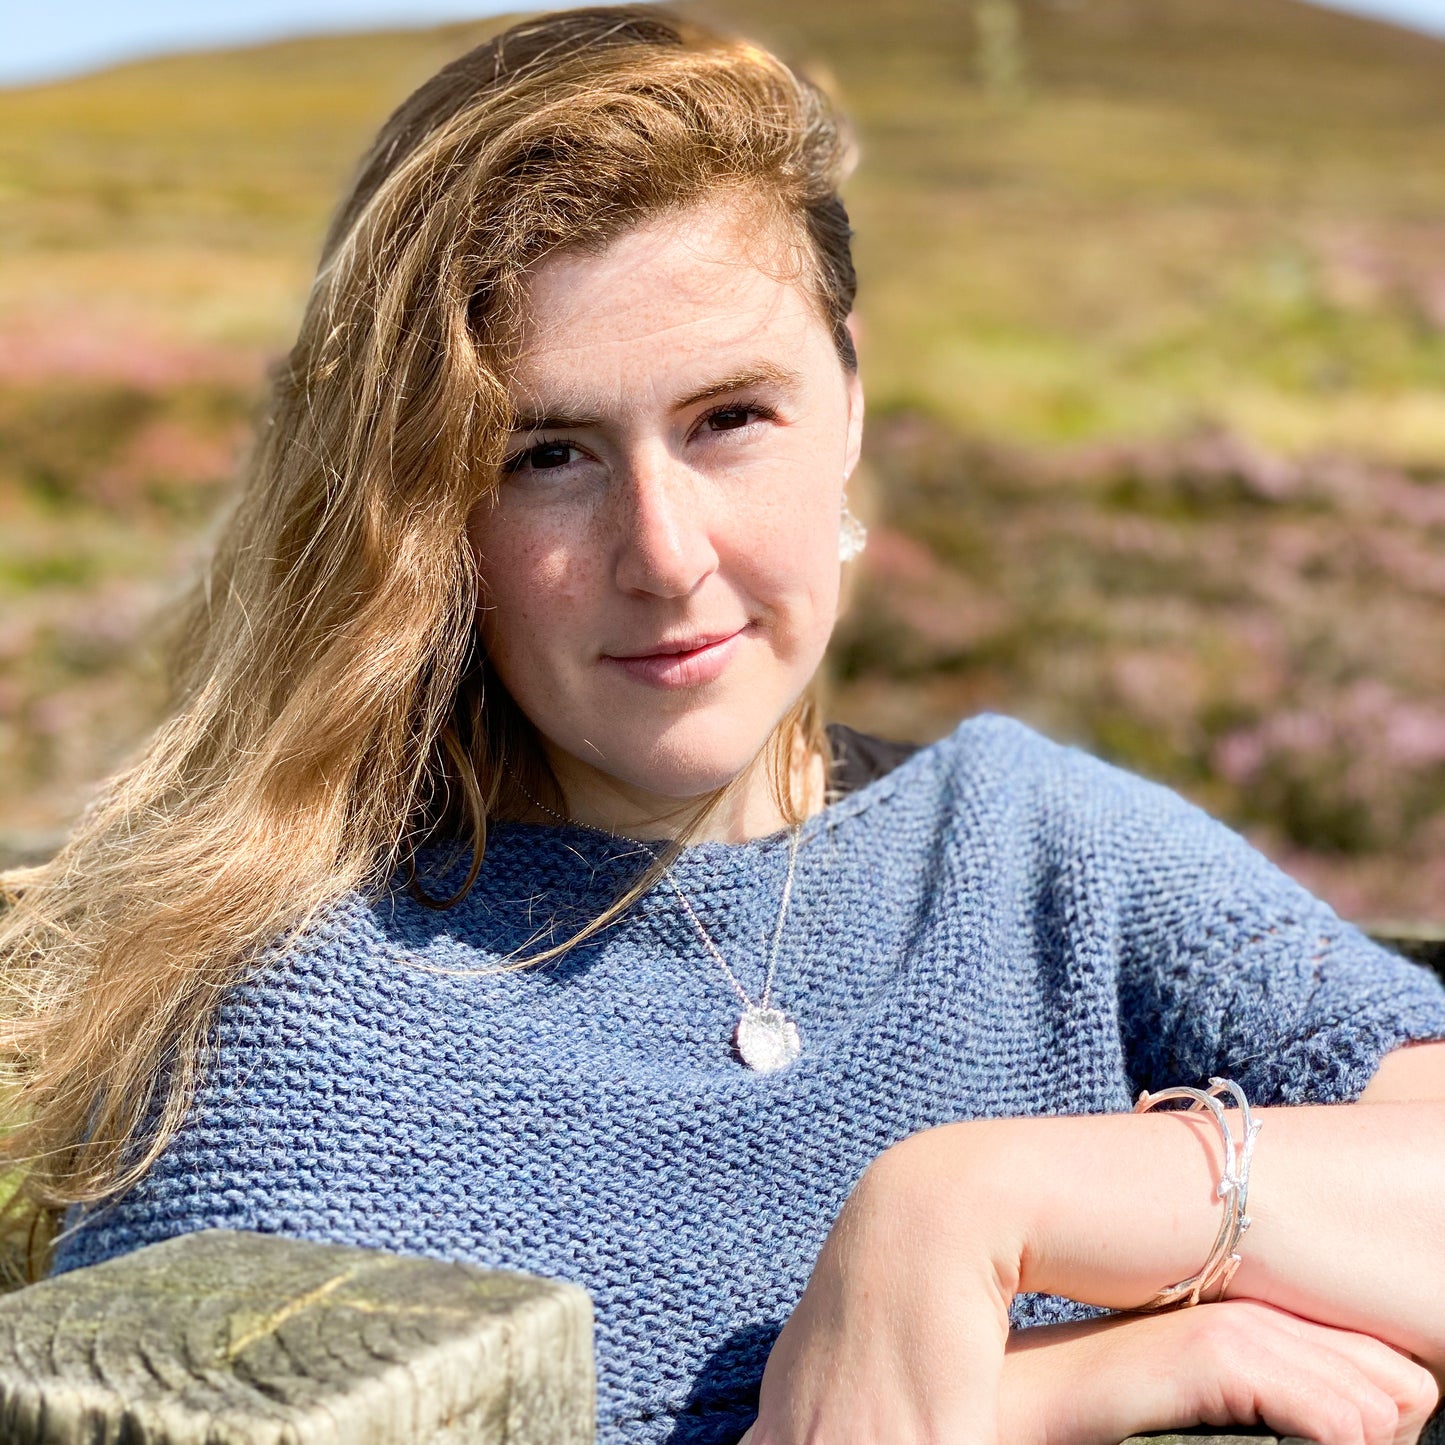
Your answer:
[490,726,934,862]
[401,719,976,913]
[407,723,947,903]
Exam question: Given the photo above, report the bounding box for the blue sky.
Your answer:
[1313,0,1445,32]
[2,0,1444,88]
[0,1,574,87]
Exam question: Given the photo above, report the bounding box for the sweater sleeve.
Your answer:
[1108,772,1445,1106]
[1008,737,1445,1339]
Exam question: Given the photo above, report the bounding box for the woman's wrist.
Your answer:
[891,1102,1445,1372]
[884,1111,1245,1313]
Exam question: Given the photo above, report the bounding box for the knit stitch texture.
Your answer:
[55,715,1445,1443]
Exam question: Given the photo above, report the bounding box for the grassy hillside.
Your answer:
[722,0,1445,454]
[2,0,1445,917]
[4,1,1445,447]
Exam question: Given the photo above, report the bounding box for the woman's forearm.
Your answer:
[745,1104,1444,1443]
[886,1101,1445,1371]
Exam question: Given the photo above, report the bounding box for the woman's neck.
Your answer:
[534,737,829,844]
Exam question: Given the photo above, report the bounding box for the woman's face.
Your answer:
[467,196,863,815]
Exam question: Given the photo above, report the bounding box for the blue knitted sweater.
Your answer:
[55,715,1445,1443]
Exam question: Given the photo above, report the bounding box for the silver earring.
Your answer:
[839,503,867,563]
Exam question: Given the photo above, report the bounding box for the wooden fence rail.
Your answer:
[0,1231,595,1444]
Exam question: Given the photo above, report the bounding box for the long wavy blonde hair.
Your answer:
[0,5,859,1250]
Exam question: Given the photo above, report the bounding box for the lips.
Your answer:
[602,626,747,688]
[607,630,740,661]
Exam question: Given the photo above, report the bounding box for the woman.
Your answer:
[3,7,1444,1443]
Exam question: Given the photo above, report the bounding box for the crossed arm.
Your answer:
[743,1041,1445,1445]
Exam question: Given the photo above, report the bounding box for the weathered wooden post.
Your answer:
[0,1229,594,1443]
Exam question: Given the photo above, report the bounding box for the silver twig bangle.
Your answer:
[1129,1076,1262,1311]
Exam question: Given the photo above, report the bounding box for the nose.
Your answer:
[611,449,718,599]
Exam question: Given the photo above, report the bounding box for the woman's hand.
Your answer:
[739,1098,1439,1439]
[1000,1300,1440,1445]
[743,1293,1440,1445]
[741,1142,1022,1443]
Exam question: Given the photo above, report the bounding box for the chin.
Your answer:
[583,701,791,801]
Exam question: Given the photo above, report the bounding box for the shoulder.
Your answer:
[218,889,418,1020]
[915,713,1322,918]
[920,718,1445,1103]
[924,711,1215,835]
[827,710,1211,836]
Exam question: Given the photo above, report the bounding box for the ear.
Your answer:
[842,314,865,481]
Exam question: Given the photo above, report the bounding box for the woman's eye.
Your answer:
[702,404,774,434]
[502,440,580,475]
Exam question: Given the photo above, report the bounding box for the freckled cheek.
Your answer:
[725,498,842,651]
[471,519,603,672]
[793,558,843,662]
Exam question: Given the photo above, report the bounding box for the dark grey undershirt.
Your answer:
[826,722,920,799]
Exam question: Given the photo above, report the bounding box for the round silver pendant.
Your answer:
[733,1005,802,1073]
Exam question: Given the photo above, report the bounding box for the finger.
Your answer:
[1281,1335,1438,1445]
[1241,1303,1440,1442]
[1176,1300,1392,1445]
[1205,1332,1406,1445]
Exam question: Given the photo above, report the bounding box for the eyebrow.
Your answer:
[507,361,804,434]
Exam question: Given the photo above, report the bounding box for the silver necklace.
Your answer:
[513,782,805,1073]
[667,827,803,1073]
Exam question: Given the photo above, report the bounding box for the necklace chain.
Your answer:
[663,830,799,1013]
[509,776,804,1069]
